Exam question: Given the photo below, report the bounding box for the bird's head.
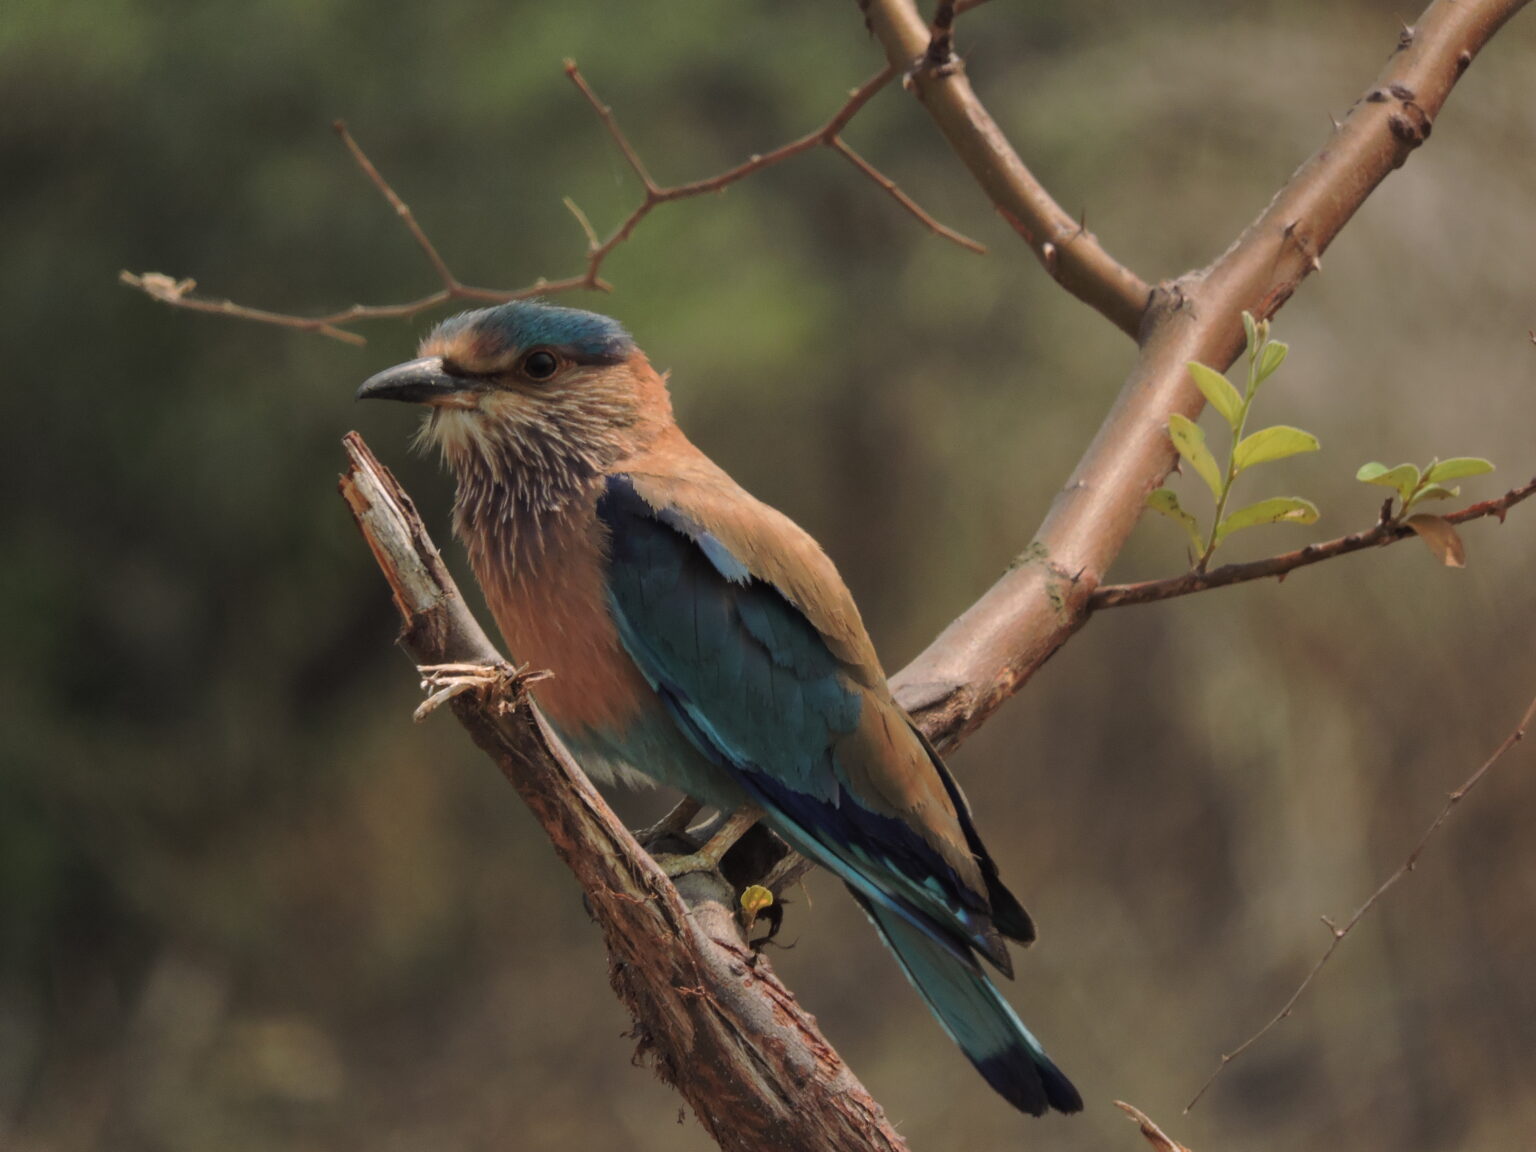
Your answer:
[358,300,672,516]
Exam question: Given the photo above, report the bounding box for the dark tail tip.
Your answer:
[1039,1057,1085,1114]
[976,1047,1084,1116]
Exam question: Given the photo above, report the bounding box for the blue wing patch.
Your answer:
[596,474,997,955]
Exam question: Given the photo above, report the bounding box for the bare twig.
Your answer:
[1091,476,1536,610]
[565,61,985,262]
[1115,1101,1193,1152]
[860,0,1152,336]
[338,432,908,1152]
[334,120,457,288]
[1185,688,1536,1111]
[828,137,985,252]
[123,62,981,344]
[117,271,372,346]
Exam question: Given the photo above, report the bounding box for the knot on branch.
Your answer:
[1388,103,1434,148]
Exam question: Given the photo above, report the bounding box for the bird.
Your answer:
[357,299,1082,1117]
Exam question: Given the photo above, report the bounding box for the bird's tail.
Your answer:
[857,894,1083,1116]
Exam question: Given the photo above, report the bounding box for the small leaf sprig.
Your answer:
[1148,312,1320,571]
[1356,456,1496,567]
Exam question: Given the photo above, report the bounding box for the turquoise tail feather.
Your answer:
[855,894,1083,1116]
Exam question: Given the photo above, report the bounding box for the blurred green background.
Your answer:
[4,1,1535,1149]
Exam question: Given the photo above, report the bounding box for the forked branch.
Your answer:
[885,0,1531,751]
[122,63,981,344]
[860,0,1152,336]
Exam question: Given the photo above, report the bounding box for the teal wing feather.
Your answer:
[595,473,1081,1116]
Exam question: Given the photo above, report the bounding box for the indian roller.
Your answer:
[357,300,1082,1117]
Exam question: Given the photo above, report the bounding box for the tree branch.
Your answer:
[122,62,982,344]
[337,432,907,1152]
[924,0,960,72]
[858,0,1152,337]
[885,0,1531,751]
[1091,476,1536,610]
[1186,687,1536,1110]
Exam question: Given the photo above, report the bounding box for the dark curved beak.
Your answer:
[356,356,472,404]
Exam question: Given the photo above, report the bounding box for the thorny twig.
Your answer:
[1185,688,1536,1111]
[121,62,982,345]
[1091,476,1536,610]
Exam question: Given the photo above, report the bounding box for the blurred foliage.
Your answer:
[3,2,1536,1150]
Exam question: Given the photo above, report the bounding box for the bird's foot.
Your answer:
[413,660,551,722]
[633,797,705,850]
[652,806,761,878]
[652,850,719,879]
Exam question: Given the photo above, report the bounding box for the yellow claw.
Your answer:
[739,884,774,928]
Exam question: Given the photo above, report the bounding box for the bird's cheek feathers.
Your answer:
[439,390,534,424]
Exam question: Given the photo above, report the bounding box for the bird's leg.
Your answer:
[633,796,705,849]
[653,806,762,878]
[413,661,551,722]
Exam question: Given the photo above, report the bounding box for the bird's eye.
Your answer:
[521,350,560,381]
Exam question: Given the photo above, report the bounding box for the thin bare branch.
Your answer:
[830,137,987,252]
[334,120,457,289]
[117,271,373,346]
[860,0,1151,336]
[563,61,662,192]
[565,62,984,264]
[123,62,981,344]
[563,196,602,251]
[1091,475,1536,610]
[338,432,908,1152]
[1115,1101,1194,1152]
[1185,688,1536,1111]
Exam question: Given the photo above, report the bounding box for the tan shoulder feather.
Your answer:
[618,429,884,685]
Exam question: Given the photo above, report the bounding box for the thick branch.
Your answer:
[1092,476,1536,609]
[338,433,906,1152]
[889,0,1530,751]
[858,0,1151,337]
[123,63,980,344]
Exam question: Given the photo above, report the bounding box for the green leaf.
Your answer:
[1215,496,1321,543]
[1356,461,1421,505]
[1412,483,1461,503]
[1242,311,1259,354]
[1424,456,1495,485]
[1233,424,1320,471]
[1255,339,1289,383]
[1187,362,1244,430]
[1168,414,1225,500]
[1146,487,1205,553]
